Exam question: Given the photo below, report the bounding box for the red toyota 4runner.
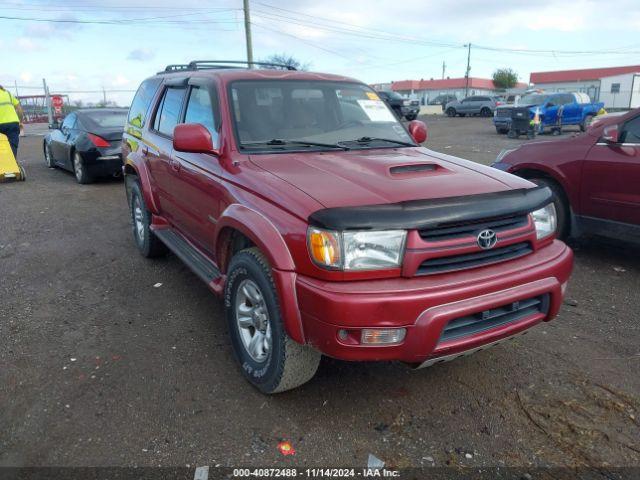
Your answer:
[122,61,573,393]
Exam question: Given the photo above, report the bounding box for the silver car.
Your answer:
[445,95,501,117]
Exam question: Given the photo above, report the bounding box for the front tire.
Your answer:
[405,113,417,121]
[225,248,320,394]
[529,177,570,240]
[73,152,93,184]
[496,127,509,134]
[129,180,167,258]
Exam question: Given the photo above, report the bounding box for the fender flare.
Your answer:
[123,157,160,214]
[216,204,305,343]
[215,204,295,272]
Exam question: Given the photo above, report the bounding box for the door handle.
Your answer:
[170,159,181,172]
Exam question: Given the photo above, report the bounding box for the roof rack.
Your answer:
[158,60,297,74]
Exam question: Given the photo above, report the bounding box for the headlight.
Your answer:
[531,203,557,239]
[402,99,410,106]
[308,228,406,271]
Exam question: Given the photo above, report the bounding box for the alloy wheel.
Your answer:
[235,279,272,363]
[133,196,145,242]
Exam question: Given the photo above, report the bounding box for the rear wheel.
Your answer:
[580,114,594,132]
[446,108,456,117]
[496,127,509,134]
[480,107,492,117]
[225,248,321,394]
[73,152,93,184]
[129,180,167,258]
[529,177,570,240]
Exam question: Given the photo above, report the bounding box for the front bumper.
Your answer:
[296,240,573,363]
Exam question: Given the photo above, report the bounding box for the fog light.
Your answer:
[337,329,349,341]
[361,328,406,345]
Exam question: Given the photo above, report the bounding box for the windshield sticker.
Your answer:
[392,125,410,139]
[366,91,380,100]
[357,99,396,122]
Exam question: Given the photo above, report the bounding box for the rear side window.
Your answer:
[621,116,640,143]
[128,78,161,128]
[154,87,186,137]
[184,86,219,146]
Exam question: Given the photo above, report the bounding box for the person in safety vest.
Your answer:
[0,85,24,158]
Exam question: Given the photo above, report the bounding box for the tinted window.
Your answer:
[62,113,76,129]
[83,110,128,129]
[184,86,219,145]
[478,96,491,101]
[560,94,575,105]
[621,116,640,143]
[154,87,185,137]
[128,78,161,128]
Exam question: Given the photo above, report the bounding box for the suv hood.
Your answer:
[250,147,532,209]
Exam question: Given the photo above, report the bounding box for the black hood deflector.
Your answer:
[308,186,552,230]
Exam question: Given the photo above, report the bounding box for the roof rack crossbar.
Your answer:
[187,60,297,71]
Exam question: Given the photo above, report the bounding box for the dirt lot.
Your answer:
[1,117,639,473]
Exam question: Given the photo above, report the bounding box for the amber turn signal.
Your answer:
[308,228,341,268]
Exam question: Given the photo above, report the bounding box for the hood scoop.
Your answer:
[390,163,440,176]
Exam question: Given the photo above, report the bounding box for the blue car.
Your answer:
[493,92,604,134]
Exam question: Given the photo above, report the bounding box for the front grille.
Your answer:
[417,242,532,275]
[439,294,549,342]
[496,108,512,118]
[419,214,529,242]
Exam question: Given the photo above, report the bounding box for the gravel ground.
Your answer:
[1,119,638,471]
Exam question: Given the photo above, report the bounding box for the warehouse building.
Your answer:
[530,65,640,109]
[390,77,527,103]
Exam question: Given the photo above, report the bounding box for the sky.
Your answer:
[1,0,640,106]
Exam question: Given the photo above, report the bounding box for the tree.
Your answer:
[492,68,519,90]
[259,53,310,71]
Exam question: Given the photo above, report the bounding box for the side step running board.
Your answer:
[154,229,222,285]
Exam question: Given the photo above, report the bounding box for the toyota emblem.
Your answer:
[477,229,498,250]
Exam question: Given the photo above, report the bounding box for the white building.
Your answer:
[390,77,527,104]
[530,65,640,109]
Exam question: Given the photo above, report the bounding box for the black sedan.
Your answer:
[43,108,127,184]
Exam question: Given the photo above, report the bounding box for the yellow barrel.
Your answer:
[0,132,25,181]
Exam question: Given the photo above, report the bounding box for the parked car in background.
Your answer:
[493,92,604,134]
[428,94,457,111]
[445,96,503,117]
[492,107,640,243]
[377,90,420,120]
[44,108,127,184]
[122,60,572,393]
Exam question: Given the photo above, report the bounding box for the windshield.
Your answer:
[229,80,415,152]
[84,110,128,128]
[519,94,549,106]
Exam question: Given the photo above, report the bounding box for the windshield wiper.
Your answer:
[240,139,349,150]
[338,137,416,147]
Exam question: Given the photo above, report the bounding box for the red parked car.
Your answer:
[492,108,640,243]
[122,61,573,393]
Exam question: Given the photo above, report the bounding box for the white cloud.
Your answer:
[127,48,155,61]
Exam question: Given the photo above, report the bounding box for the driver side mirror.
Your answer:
[602,124,619,144]
[173,123,219,155]
[408,120,427,144]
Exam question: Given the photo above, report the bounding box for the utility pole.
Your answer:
[442,61,446,79]
[43,78,52,125]
[243,0,254,67]
[102,87,107,106]
[464,43,471,97]
[14,80,19,97]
